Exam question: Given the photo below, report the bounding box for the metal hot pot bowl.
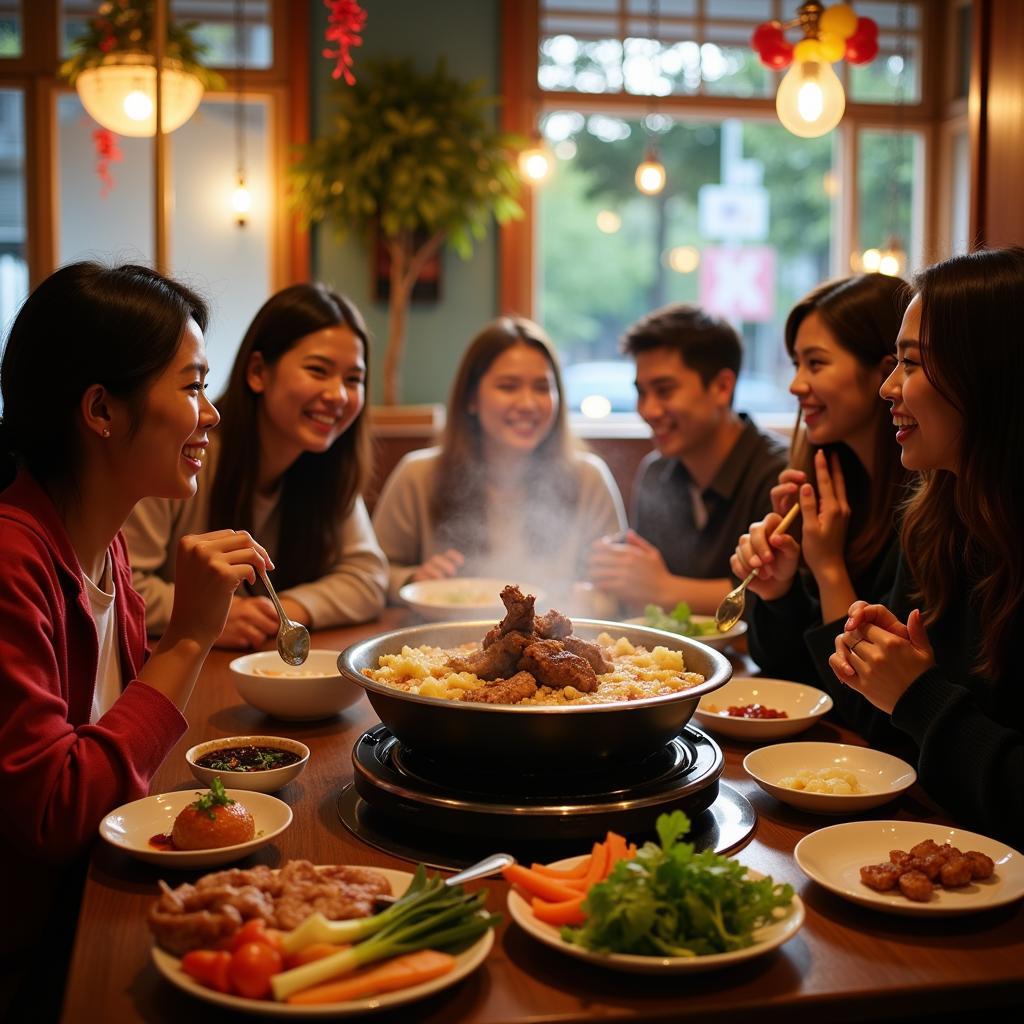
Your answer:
[338,619,732,765]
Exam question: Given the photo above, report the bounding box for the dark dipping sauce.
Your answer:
[149,832,175,851]
[195,745,301,772]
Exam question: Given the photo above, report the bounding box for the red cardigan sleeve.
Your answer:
[0,522,186,864]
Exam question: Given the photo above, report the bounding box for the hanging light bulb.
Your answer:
[775,39,845,138]
[635,145,666,195]
[518,139,553,184]
[232,173,252,226]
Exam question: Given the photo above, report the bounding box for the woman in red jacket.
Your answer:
[0,263,270,987]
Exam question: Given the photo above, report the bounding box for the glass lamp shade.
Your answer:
[775,59,845,138]
[75,54,204,137]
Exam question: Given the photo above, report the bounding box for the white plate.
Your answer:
[743,741,917,814]
[624,615,747,651]
[694,677,833,741]
[795,820,1024,916]
[399,577,547,622]
[507,858,804,973]
[99,789,292,869]
[152,868,494,1016]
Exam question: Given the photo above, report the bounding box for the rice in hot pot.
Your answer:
[362,632,705,705]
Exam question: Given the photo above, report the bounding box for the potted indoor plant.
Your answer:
[290,57,524,405]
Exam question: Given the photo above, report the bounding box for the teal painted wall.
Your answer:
[309,0,503,405]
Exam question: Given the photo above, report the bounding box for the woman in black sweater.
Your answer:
[732,275,911,727]
[832,247,1024,846]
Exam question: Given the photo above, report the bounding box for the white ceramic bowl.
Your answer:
[229,649,362,721]
[99,789,292,869]
[185,735,310,793]
[694,677,833,741]
[743,741,917,814]
[398,577,546,621]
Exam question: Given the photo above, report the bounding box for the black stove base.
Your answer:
[336,781,756,871]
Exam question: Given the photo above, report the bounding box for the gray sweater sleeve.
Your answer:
[123,494,194,636]
[371,451,439,604]
[281,497,387,628]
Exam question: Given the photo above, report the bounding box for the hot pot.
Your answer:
[338,619,731,764]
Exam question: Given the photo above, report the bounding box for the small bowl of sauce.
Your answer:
[185,735,310,793]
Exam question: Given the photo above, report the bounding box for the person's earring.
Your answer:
[102,428,111,438]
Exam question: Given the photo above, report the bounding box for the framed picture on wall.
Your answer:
[373,226,442,304]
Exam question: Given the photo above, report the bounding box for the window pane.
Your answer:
[56,92,272,400]
[60,0,272,69]
[57,92,155,263]
[541,33,773,98]
[847,32,920,104]
[170,95,271,397]
[0,87,28,349]
[538,113,835,415]
[0,1,21,58]
[857,128,919,275]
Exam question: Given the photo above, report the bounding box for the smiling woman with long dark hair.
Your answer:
[830,247,1024,845]
[731,273,911,702]
[372,316,626,605]
[0,262,271,997]
[125,283,387,647]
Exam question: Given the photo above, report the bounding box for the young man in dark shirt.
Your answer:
[588,303,787,615]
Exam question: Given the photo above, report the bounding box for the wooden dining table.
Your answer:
[61,609,1024,1022]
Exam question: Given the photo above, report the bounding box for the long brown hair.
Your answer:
[208,283,372,590]
[431,316,579,556]
[900,247,1024,678]
[784,273,911,577]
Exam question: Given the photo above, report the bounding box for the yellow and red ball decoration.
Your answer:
[752,3,879,72]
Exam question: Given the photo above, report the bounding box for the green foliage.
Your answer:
[290,58,523,255]
[59,0,224,90]
[560,810,793,957]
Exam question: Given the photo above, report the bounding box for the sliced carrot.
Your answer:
[283,943,351,970]
[604,830,629,870]
[529,855,592,880]
[564,841,609,892]
[285,949,456,1005]
[502,863,581,903]
[530,893,587,927]
[626,842,638,859]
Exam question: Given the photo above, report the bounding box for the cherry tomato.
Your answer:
[228,941,283,1000]
[180,949,232,993]
[228,917,284,953]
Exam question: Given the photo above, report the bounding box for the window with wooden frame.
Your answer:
[0,0,310,397]
[501,0,941,418]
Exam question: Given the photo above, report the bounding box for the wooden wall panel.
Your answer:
[971,0,1024,247]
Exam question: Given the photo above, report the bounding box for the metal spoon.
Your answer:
[375,852,514,908]
[714,502,801,632]
[258,567,310,666]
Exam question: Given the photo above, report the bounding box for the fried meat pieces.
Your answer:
[449,585,612,702]
[148,860,391,955]
[859,838,996,902]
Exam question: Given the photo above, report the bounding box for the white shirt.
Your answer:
[86,553,123,723]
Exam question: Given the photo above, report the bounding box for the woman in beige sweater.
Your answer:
[372,317,626,606]
[126,284,387,647]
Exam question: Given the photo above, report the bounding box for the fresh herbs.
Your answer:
[643,602,719,637]
[189,778,236,821]
[273,865,500,1001]
[560,811,793,957]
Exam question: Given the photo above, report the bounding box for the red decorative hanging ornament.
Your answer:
[751,21,794,70]
[93,127,123,197]
[323,0,367,85]
[844,16,880,65]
